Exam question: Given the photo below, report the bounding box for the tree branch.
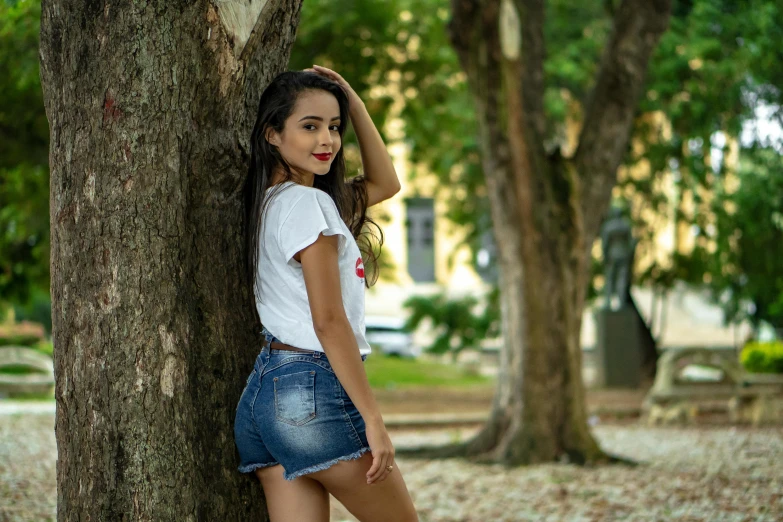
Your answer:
[574,0,671,241]
[236,0,302,140]
[214,0,268,57]
[450,0,546,235]
[515,0,546,139]
[447,0,505,152]
[447,0,482,66]
[448,0,526,247]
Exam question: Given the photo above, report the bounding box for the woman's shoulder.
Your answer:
[268,181,324,198]
[267,182,338,219]
[267,182,310,207]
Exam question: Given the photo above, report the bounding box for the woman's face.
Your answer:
[266,89,342,179]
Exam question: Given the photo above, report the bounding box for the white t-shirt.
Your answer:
[255,181,371,355]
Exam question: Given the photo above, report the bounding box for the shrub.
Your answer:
[33,340,53,356]
[0,321,46,347]
[740,341,783,374]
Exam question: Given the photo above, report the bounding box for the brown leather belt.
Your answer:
[261,339,316,354]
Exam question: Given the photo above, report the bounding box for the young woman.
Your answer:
[234,66,419,522]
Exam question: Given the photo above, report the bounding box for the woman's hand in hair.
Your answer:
[304,65,364,113]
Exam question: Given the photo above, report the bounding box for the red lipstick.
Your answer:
[313,153,332,161]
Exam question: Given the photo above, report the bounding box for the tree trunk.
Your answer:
[40,0,301,519]
[428,0,671,465]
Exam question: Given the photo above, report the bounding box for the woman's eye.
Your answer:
[303,124,340,131]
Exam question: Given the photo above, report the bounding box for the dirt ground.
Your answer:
[374,384,650,417]
[2,396,782,521]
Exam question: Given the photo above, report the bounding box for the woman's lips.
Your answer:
[313,153,332,161]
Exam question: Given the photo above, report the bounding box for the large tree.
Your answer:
[40,0,301,518]
[411,0,672,464]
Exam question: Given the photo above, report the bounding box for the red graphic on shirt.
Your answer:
[355,257,365,279]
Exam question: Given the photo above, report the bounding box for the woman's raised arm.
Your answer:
[306,65,401,207]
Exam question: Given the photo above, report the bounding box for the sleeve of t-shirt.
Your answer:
[277,189,348,265]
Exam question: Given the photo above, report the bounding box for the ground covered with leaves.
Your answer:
[361,426,781,521]
[1,409,780,521]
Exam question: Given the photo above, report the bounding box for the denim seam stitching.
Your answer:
[236,369,257,412]
[273,349,321,355]
[249,377,263,429]
[262,357,334,377]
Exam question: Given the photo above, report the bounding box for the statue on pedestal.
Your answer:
[600,206,637,311]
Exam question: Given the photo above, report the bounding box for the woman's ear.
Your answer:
[265,127,280,146]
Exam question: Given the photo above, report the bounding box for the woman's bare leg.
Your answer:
[307,453,418,522]
[255,465,330,522]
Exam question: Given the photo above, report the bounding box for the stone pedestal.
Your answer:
[594,308,642,388]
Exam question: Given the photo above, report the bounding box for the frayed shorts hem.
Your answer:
[283,446,372,481]
[238,461,279,474]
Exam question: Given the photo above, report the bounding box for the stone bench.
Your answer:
[0,346,55,397]
[642,347,783,426]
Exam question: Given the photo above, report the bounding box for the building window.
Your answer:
[405,198,435,282]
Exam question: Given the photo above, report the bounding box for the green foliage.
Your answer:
[551,0,783,331]
[402,287,500,359]
[0,164,50,308]
[12,287,52,335]
[689,147,783,329]
[543,2,610,114]
[364,352,492,388]
[0,0,50,312]
[625,1,782,303]
[0,364,47,375]
[32,339,53,356]
[740,341,783,374]
[0,0,47,168]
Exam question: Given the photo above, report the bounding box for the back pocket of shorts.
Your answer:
[273,370,316,426]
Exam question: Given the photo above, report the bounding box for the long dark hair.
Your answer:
[244,71,383,304]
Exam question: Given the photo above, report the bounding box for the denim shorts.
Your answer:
[234,329,371,481]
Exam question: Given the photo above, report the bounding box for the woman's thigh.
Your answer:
[255,465,330,522]
[308,453,418,522]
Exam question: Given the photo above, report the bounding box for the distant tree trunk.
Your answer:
[443,0,671,464]
[39,0,301,519]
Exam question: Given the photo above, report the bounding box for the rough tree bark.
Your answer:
[405,0,671,465]
[40,0,301,519]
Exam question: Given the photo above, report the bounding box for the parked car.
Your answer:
[364,315,421,358]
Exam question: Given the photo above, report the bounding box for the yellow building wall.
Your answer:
[365,86,489,318]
